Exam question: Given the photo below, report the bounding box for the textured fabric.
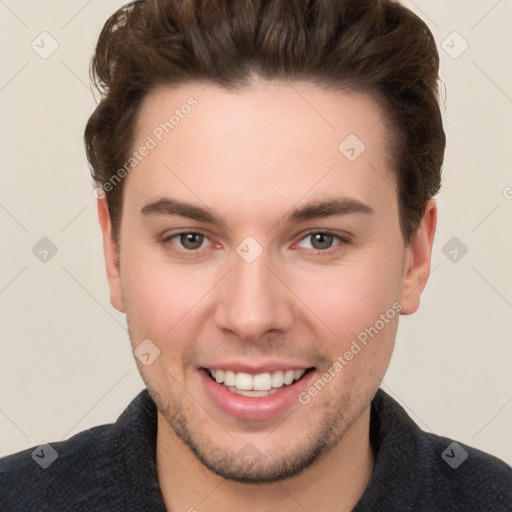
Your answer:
[1,388,511,511]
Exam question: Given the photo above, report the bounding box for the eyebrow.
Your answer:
[140,197,374,225]
[285,198,374,223]
[141,198,220,223]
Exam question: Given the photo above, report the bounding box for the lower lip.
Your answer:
[199,368,316,421]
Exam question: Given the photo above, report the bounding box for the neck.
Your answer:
[156,406,374,512]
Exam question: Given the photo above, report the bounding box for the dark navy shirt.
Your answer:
[1,389,511,511]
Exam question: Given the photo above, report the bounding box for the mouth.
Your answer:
[199,365,316,420]
[203,367,314,397]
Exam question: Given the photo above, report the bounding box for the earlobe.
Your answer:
[399,199,437,315]
[97,197,125,313]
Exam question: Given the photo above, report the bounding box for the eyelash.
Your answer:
[160,230,351,256]
[295,231,351,255]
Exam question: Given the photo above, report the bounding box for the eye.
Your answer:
[163,232,211,251]
[295,232,348,253]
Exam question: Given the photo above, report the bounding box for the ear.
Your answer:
[97,197,125,313]
[399,199,437,315]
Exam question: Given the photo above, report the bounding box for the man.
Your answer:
[1,0,511,510]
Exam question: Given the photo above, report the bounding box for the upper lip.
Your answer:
[200,361,315,374]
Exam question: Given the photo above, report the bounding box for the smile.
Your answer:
[206,368,309,397]
[199,366,316,417]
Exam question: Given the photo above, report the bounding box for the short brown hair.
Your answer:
[84,0,445,243]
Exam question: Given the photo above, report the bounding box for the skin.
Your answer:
[98,79,436,511]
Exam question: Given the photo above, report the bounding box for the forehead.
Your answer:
[126,80,397,220]
[135,80,389,154]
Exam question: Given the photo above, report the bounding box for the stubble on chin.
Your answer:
[145,371,369,484]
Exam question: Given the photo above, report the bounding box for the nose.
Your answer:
[214,249,296,342]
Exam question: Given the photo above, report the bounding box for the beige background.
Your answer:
[1,0,511,465]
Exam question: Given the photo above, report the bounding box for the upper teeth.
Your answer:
[208,369,306,391]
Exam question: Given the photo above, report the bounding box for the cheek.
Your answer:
[120,246,219,338]
[287,248,402,378]
[293,256,402,333]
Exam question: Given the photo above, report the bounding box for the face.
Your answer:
[99,79,435,483]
